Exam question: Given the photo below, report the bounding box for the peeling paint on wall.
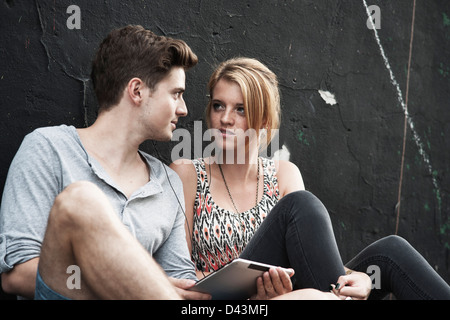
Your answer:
[272,144,290,161]
[318,90,337,105]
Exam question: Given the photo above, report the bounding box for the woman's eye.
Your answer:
[236,107,245,115]
[212,103,223,110]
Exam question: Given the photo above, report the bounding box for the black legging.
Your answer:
[240,190,450,299]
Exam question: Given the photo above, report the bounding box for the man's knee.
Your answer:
[50,181,107,227]
[61,180,104,199]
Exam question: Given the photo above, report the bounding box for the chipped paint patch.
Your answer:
[318,90,337,105]
[272,144,290,161]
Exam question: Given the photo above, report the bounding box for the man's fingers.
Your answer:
[169,277,211,300]
[169,277,197,290]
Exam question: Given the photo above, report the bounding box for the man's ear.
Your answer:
[127,78,145,105]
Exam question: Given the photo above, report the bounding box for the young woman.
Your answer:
[170,57,450,300]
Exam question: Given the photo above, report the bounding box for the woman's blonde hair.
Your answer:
[206,57,281,150]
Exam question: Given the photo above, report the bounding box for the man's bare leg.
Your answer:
[38,181,180,299]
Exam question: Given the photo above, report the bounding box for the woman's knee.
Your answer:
[362,235,414,263]
[280,190,323,209]
[277,190,331,223]
[372,235,411,252]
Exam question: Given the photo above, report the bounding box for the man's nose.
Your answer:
[177,98,188,117]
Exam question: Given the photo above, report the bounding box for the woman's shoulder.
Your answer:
[170,158,211,185]
[169,159,198,182]
[261,158,297,175]
[271,159,305,195]
[273,159,299,172]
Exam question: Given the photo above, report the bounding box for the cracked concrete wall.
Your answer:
[1,0,449,297]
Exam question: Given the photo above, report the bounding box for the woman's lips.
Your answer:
[220,129,235,136]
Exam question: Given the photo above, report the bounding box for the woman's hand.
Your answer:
[251,267,295,300]
[330,270,372,300]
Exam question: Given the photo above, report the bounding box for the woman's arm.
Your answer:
[275,160,305,197]
[169,160,198,257]
[170,161,214,281]
[332,268,372,300]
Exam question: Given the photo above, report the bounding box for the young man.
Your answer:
[0,25,209,300]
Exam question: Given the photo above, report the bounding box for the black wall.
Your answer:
[1,0,449,297]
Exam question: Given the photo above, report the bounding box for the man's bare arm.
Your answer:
[1,257,39,299]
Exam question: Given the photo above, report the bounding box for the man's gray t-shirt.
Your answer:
[0,125,196,281]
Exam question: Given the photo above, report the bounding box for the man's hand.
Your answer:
[331,271,372,300]
[251,267,294,300]
[168,277,211,300]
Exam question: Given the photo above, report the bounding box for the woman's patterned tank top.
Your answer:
[190,157,280,272]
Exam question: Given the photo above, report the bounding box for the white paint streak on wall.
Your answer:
[318,90,337,105]
[362,0,441,215]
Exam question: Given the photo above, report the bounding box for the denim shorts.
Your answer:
[35,269,70,300]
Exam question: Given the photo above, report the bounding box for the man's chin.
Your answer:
[147,132,172,143]
[154,136,171,142]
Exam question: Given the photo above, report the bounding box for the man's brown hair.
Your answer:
[91,25,198,112]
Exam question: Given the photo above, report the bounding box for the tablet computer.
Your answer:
[189,258,293,300]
